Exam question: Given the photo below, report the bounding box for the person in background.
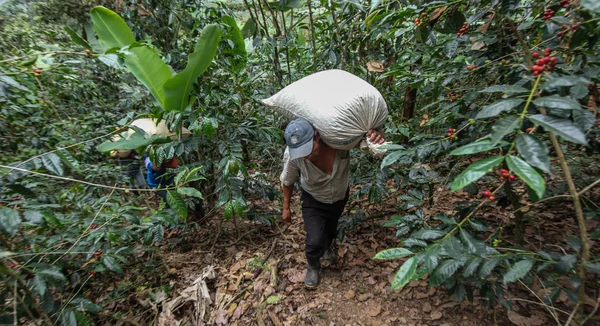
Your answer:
[144,156,178,205]
[280,118,385,288]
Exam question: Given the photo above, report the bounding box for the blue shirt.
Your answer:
[144,157,168,189]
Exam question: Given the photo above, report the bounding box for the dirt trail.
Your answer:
[163,210,512,325]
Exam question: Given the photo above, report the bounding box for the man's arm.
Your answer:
[280,148,299,224]
[282,184,293,224]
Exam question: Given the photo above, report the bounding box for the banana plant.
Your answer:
[89,6,222,113]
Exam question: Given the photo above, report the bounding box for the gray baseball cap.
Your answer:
[284,118,315,160]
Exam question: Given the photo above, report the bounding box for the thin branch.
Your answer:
[578,177,600,196]
[0,165,171,192]
[518,280,561,325]
[564,301,581,326]
[0,51,87,63]
[52,186,117,264]
[1,128,123,178]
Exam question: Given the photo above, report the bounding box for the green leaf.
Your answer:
[167,190,188,220]
[529,115,587,145]
[84,21,103,52]
[583,262,600,274]
[411,229,446,240]
[582,0,600,12]
[123,46,172,106]
[451,156,504,191]
[37,267,67,282]
[0,208,21,236]
[370,0,383,12]
[431,259,465,286]
[503,260,533,284]
[555,255,577,273]
[61,309,77,326]
[570,84,589,99]
[450,139,497,156]
[573,109,596,132]
[445,40,459,59]
[381,150,406,169]
[459,229,485,255]
[551,16,572,25]
[241,18,257,38]
[478,257,501,278]
[479,85,528,94]
[423,245,441,272]
[391,256,418,290]
[42,153,64,176]
[19,55,38,67]
[490,115,520,146]
[506,156,545,199]
[32,275,46,297]
[163,24,222,112]
[97,132,167,153]
[223,201,234,220]
[103,256,123,273]
[476,99,524,119]
[373,248,414,260]
[533,96,582,110]
[515,134,550,174]
[442,236,463,260]
[222,16,247,72]
[542,76,584,89]
[24,210,44,224]
[463,257,482,277]
[0,76,28,91]
[64,26,92,50]
[266,295,280,304]
[70,298,102,312]
[90,6,135,49]
[177,187,203,199]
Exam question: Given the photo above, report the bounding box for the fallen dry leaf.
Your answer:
[429,6,447,21]
[431,310,443,320]
[422,302,432,313]
[367,61,385,73]
[344,290,355,300]
[367,302,382,317]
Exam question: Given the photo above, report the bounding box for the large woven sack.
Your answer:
[261,69,388,150]
[109,118,192,158]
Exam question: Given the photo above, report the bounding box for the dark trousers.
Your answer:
[301,188,349,261]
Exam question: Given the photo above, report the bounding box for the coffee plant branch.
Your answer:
[0,165,174,192]
[0,128,124,178]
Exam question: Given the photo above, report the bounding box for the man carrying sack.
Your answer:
[280,118,385,288]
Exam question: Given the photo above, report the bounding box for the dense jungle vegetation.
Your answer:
[1,0,599,325]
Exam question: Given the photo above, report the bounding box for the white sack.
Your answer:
[109,118,192,158]
[261,69,388,150]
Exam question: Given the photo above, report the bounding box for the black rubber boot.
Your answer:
[305,257,320,289]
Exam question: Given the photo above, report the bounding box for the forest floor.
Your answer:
[114,166,599,326]
[147,194,560,325]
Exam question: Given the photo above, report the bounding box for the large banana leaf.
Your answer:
[123,46,172,106]
[163,24,222,112]
[90,6,135,49]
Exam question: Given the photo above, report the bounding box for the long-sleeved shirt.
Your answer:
[280,147,350,204]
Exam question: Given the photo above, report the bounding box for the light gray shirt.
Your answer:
[280,147,350,204]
